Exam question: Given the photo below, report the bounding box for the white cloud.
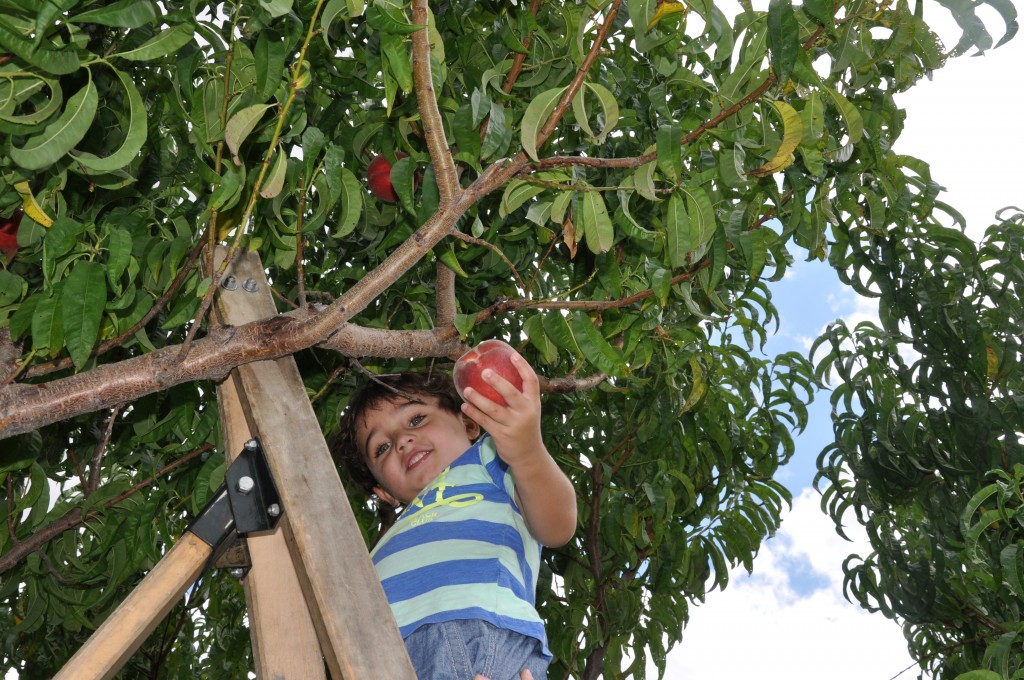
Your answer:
[650,489,926,680]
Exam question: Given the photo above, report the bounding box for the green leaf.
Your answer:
[436,244,468,277]
[259,148,288,199]
[0,76,63,125]
[255,31,289,101]
[382,32,413,93]
[106,228,133,290]
[767,0,798,85]
[225,104,274,162]
[333,167,363,238]
[32,288,64,355]
[0,270,25,306]
[656,124,681,183]
[569,312,628,377]
[260,0,294,18]
[500,179,546,217]
[954,671,1004,680]
[665,192,689,269]
[197,78,226,144]
[111,24,195,61]
[365,1,423,34]
[10,76,98,171]
[480,101,511,161]
[62,261,107,370]
[524,314,558,364]
[390,155,417,214]
[580,190,614,254]
[822,86,864,144]
[69,0,157,28]
[1000,544,1024,599]
[72,68,148,173]
[520,86,567,162]
[0,23,81,75]
[541,312,579,355]
[803,0,834,25]
[800,92,825,145]
[453,313,476,339]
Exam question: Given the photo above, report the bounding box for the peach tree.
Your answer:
[0,0,1015,677]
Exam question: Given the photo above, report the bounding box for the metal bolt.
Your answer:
[244,439,258,451]
[237,475,255,494]
[267,503,281,517]
[221,275,238,291]
[242,278,259,293]
[230,568,245,578]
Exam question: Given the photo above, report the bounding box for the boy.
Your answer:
[335,352,576,680]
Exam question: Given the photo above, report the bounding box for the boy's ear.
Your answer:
[462,413,481,440]
[374,486,401,508]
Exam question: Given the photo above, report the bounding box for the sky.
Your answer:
[648,8,1024,680]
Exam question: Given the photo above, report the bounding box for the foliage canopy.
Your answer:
[0,0,1018,677]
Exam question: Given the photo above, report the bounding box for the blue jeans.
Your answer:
[404,620,549,680]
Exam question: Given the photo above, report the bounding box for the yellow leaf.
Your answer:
[986,345,999,381]
[679,356,706,414]
[647,0,687,32]
[749,100,804,177]
[13,181,53,228]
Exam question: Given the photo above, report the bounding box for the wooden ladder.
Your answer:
[54,247,415,680]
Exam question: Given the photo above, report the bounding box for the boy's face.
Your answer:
[356,395,479,506]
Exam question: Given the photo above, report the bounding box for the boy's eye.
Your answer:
[372,441,390,458]
[410,414,425,426]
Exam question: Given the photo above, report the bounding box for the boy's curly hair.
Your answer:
[333,371,463,495]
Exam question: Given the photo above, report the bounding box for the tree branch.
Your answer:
[412,0,459,204]
[447,227,526,291]
[435,261,457,327]
[87,406,119,496]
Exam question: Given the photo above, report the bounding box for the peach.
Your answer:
[453,339,524,406]
[0,208,22,265]
[366,152,407,203]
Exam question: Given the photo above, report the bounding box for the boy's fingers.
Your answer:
[510,353,541,394]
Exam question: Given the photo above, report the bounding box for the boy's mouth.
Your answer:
[406,449,430,470]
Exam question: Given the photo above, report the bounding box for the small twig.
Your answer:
[271,285,300,309]
[296,181,308,308]
[309,364,347,404]
[488,259,713,320]
[5,476,18,547]
[67,446,86,492]
[525,226,562,300]
[87,406,120,495]
[447,227,526,291]
[348,357,428,405]
[37,548,76,585]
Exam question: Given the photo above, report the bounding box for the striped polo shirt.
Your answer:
[370,435,550,657]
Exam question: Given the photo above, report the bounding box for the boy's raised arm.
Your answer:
[459,353,578,548]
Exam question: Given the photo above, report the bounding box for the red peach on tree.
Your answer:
[366,152,407,204]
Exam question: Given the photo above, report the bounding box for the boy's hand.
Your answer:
[460,351,577,548]
[459,351,543,467]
